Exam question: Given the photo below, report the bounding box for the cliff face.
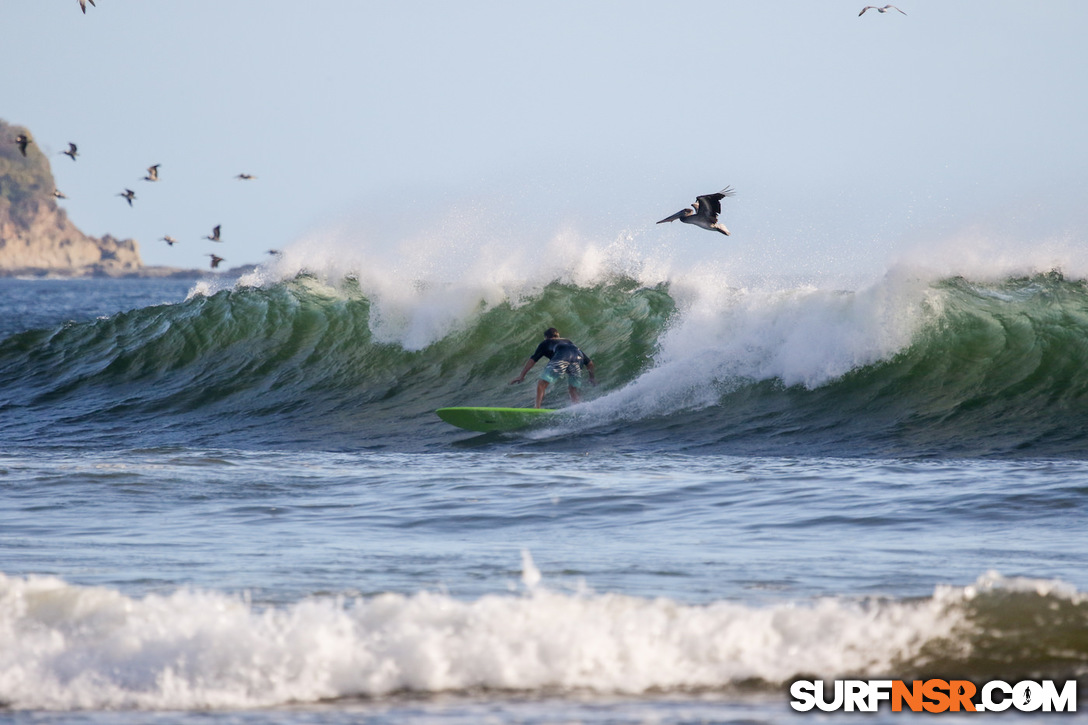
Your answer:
[0,119,143,276]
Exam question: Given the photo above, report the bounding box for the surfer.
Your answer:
[510,327,596,408]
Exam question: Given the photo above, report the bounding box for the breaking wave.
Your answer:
[0,569,1084,710]
[3,228,1088,458]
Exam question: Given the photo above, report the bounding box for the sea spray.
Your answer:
[248,216,665,350]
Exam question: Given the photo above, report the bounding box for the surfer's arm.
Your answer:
[510,358,537,384]
[586,359,596,385]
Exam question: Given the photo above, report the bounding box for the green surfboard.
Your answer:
[435,406,557,433]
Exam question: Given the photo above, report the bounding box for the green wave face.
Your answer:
[802,274,1088,457]
[3,272,1088,457]
[0,276,676,450]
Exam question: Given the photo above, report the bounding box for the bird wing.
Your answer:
[695,187,734,220]
[696,194,722,218]
[887,4,906,14]
[657,208,690,224]
[859,6,873,15]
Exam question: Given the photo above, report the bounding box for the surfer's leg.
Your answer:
[566,363,583,404]
[538,361,565,408]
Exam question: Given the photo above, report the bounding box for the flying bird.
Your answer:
[859,5,906,15]
[161,235,178,246]
[143,164,160,182]
[53,189,67,199]
[204,225,221,242]
[657,187,736,236]
[208,254,225,269]
[118,188,136,206]
[13,134,31,157]
[63,143,78,161]
[235,173,256,180]
[78,0,96,13]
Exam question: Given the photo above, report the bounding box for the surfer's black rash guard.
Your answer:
[531,338,591,366]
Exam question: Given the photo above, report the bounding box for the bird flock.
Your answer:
[14,1,271,270]
[58,0,908,250]
[9,129,259,270]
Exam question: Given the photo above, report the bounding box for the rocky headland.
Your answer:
[0,119,198,278]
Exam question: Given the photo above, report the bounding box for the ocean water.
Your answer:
[2,237,1088,724]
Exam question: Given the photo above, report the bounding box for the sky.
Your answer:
[4,1,1088,277]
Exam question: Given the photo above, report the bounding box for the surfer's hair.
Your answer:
[544,327,559,339]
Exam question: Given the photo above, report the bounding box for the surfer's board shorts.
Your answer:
[541,360,584,388]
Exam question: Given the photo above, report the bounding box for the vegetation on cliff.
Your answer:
[0,120,55,220]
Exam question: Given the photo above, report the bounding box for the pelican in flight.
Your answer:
[208,254,225,269]
[143,164,160,182]
[13,134,31,157]
[204,224,221,242]
[235,173,256,180]
[118,188,136,206]
[657,187,736,236]
[859,5,906,15]
[63,143,78,161]
[161,235,178,246]
[79,0,96,13]
[53,189,67,199]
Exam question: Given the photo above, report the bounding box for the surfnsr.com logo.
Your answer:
[790,679,1077,713]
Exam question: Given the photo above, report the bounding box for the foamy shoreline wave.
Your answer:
[1,569,1082,711]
